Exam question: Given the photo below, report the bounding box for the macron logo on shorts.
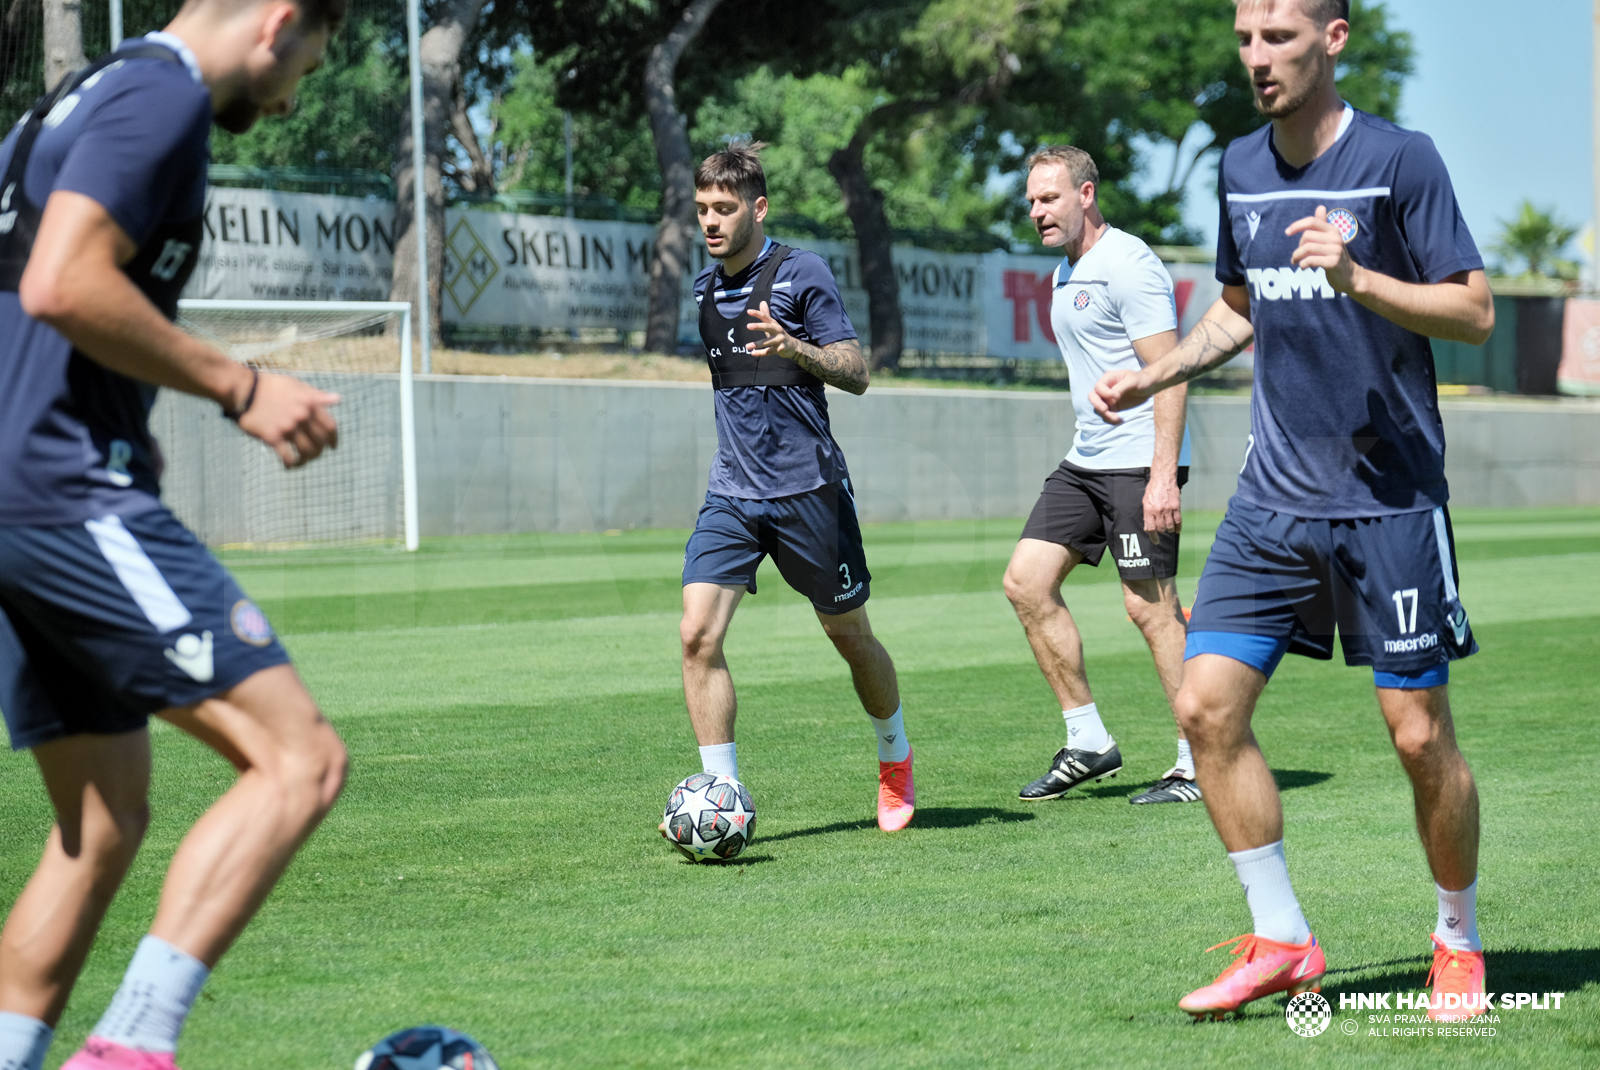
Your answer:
[1116,532,1151,569]
[164,631,214,682]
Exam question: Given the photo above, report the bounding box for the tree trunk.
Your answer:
[827,100,935,373]
[642,0,723,354]
[449,78,495,193]
[825,44,1016,372]
[0,0,38,95]
[390,0,487,344]
[827,138,902,371]
[42,0,82,91]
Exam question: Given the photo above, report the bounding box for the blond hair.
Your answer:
[1024,145,1098,195]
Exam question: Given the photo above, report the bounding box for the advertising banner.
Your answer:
[186,187,396,302]
[439,209,655,331]
[185,190,1223,362]
[979,252,1227,361]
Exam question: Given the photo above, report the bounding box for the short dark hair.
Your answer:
[1024,145,1098,194]
[695,141,768,204]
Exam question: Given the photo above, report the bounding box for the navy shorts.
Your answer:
[0,507,290,750]
[683,481,871,615]
[1019,460,1188,580]
[1185,498,1476,686]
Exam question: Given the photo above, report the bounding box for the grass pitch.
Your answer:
[3,507,1598,1069]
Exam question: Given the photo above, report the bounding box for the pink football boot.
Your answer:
[1178,933,1326,1020]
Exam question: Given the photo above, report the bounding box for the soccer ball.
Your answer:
[355,1026,499,1070]
[663,772,756,861]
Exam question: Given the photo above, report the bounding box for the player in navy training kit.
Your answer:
[0,3,345,1068]
[671,144,915,834]
[1094,0,1495,1021]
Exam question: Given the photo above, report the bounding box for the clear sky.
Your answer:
[1175,0,1594,268]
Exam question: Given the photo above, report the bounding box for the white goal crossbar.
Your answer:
[174,299,420,552]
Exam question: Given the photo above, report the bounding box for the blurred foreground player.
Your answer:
[675,144,914,832]
[1093,0,1493,1022]
[0,2,347,1067]
[1004,146,1198,806]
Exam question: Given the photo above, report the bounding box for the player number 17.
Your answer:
[1391,588,1419,634]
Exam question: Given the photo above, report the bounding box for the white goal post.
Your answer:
[154,299,420,551]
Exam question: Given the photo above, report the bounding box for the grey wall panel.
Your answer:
[400,377,1600,536]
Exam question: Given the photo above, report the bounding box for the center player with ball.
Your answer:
[664,143,915,844]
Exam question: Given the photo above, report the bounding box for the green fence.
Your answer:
[1433,296,1518,393]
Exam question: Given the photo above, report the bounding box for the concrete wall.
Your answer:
[411,377,1600,535]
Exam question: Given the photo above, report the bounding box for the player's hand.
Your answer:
[1090,368,1153,424]
[1143,473,1182,534]
[236,372,341,468]
[1287,205,1358,293]
[746,301,797,360]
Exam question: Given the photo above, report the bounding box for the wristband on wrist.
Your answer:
[223,366,259,423]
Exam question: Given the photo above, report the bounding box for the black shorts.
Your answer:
[682,481,871,614]
[1019,460,1188,580]
[0,507,290,751]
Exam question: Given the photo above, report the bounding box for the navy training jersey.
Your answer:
[1217,105,1483,518]
[0,36,211,525]
[694,239,858,499]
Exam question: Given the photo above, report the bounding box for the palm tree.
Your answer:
[1490,201,1580,280]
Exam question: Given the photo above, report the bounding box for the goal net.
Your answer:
[151,300,419,551]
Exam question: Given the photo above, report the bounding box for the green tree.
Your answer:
[1491,201,1580,280]
[506,0,1415,359]
[532,0,854,350]
[493,50,659,210]
[211,15,406,176]
[988,0,1413,244]
[690,66,1005,240]
[806,0,1074,368]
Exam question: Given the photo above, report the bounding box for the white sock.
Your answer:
[699,742,738,780]
[1063,703,1111,752]
[868,705,910,762]
[1229,840,1312,945]
[0,1013,51,1070]
[1176,738,1195,777]
[91,936,210,1054]
[1435,879,1482,952]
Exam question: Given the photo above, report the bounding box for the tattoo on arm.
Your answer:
[1169,318,1250,385]
[784,338,870,394]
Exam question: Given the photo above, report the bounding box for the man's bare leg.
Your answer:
[816,605,913,829]
[814,605,899,718]
[1176,653,1311,947]
[0,732,153,1026]
[680,583,745,748]
[1175,655,1276,848]
[1,664,346,1062]
[1123,576,1187,714]
[1377,685,1482,951]
[145,665,347,966]
[1123,577,1203,802]
[1003,538,1093,709]
[1004,538,1127,797]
